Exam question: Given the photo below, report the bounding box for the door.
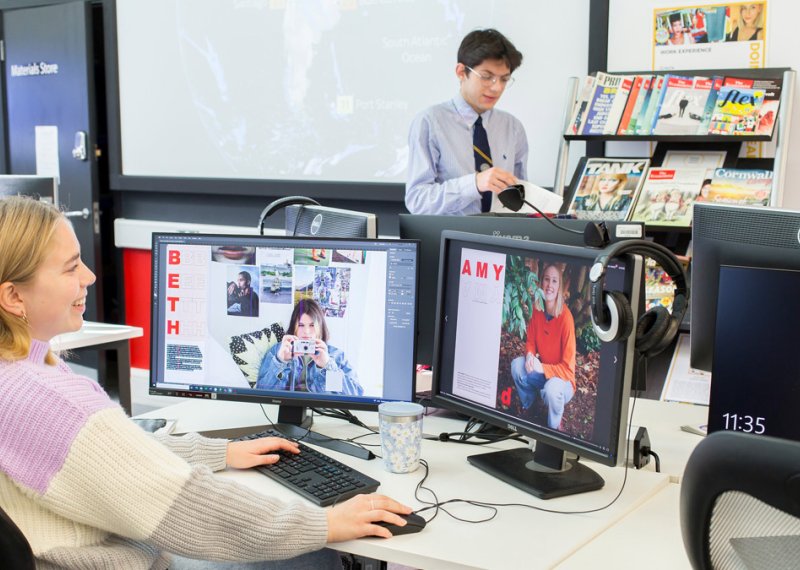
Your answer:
[3,1,103,323]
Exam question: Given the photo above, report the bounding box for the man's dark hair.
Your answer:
[669,12,683,24]
[457,29,523,73]
[238,271,251,286]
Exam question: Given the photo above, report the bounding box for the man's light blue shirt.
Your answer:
[405,94,528,216]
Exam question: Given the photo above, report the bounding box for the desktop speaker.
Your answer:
[285,204,377,238]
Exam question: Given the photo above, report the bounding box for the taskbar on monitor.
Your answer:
[150,383,390,407]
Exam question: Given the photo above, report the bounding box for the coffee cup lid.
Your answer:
[378,401,424,417]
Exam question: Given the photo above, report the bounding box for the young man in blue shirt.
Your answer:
[405,29,528,216]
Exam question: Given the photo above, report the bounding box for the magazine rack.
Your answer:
[555,67,795,209]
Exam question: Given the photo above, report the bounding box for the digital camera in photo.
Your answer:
[293,339,316,355]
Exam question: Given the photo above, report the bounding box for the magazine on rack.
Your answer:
[706,168,773,206]
[602,75,635,135]
[615,75,646,135]
[707,81,765,135]
[696,76,724,134]
[651,75,712,135]
[566,158,649,221]
[629,167,707,227]
[581,72,625,135]
[566,75,597,135]
[635,75,666,135]
[753,78,782,136]
[620,75,654,135]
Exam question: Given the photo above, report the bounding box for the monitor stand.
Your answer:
[197,403,374,460]
[273,404,375,461]
[467,441,604,500]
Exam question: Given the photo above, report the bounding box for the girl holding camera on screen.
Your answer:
[256,299,364,396]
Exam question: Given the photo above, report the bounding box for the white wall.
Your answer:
[607,0,800,209]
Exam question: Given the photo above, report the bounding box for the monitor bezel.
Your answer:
[148,232,420,412]
[430,231,642,467]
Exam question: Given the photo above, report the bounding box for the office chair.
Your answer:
[0,504,35,569]
[680,431,800,570]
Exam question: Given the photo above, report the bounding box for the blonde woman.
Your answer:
[573,172,632,215]
[510,263,576,431]
[727,3,765,41]
[0,196,411,569]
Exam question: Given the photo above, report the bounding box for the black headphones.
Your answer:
[258,196,320,235]
[589,239,689,358]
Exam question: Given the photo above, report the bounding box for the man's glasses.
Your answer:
[465,65,515,88]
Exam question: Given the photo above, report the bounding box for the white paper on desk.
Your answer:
[491,181,563,214]
[660,333,711,405]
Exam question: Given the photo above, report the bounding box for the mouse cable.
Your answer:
[411,459,499,525]
[411,393,640,519]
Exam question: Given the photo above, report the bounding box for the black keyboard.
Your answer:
[234,428,380,507]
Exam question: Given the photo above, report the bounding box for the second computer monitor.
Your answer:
[399,213,644,366]
[431,231,643,498]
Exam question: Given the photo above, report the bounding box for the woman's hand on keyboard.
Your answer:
[326,493,412,541]
[226,437,300,469]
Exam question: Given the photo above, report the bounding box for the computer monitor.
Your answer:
[431,231,643,499]
[150,233,418,431]
[707,265,800,441]
[0,175,58,203]
[690,203,800,372]
[285,204,378,238]
[399,213,644,366]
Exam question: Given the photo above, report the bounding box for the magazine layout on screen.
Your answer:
[150,234,418,407]
[435,238,638,463]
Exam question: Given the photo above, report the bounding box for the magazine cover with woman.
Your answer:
[566,158,649,221]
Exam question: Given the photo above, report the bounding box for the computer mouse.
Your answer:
[374,513,427,536]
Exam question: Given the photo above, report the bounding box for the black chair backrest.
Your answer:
[0,504,35,570]
[680,431,800,569]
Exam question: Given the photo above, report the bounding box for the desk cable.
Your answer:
[411,392,645,522]
[423,416,528,446]
[257,395,662,519]
[257,404,379,456]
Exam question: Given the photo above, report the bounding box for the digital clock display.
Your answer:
[707,266,800,440]
[720,413,765,434]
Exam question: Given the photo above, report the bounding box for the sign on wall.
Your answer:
[652,2,768,70]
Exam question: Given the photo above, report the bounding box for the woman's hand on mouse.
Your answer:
[326,493,412,541]
[225,437,299,469]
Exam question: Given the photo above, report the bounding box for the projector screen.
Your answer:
[113,0,588,191]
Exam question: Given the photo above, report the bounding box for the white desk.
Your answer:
[52,321,143,415]
[140,399,671,569]
[629,398,707,481]
[557,484,689,569]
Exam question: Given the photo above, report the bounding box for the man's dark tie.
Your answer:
[473,116,493,212]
